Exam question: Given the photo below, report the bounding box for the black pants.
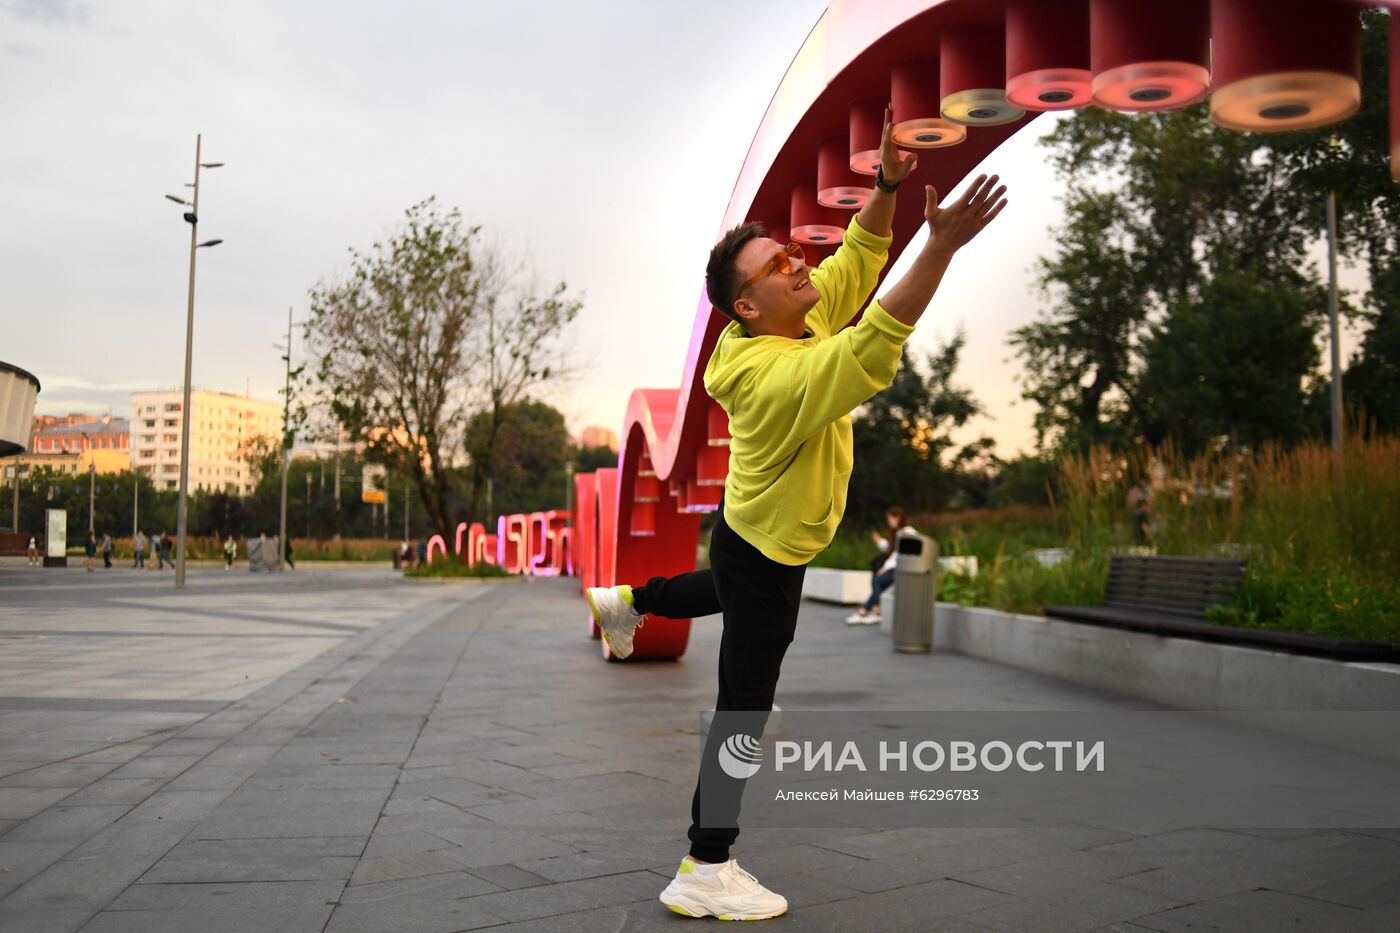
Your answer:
[631,506,807,863]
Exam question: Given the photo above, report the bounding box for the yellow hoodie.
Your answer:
[703,216,915,566]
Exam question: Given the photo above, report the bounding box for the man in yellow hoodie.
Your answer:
[587,110,1007,921]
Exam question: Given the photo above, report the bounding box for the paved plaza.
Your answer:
[0,566,1397,931]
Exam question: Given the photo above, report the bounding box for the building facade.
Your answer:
[1,448,128,481]
[128,390,282,494]
[30,415,130,455]
[577,426,619,452]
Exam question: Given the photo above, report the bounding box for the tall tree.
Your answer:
[1010,188,1144,451]
[304,199,580,538]
[464,399,572,518]
[1015,9,1397,452]
[847,334,988,524]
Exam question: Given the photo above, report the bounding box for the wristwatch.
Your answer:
[875,165,900,194]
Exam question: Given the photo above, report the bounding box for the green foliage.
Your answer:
[464,399,572,519]
[1137,270,1322,453]
[1016,10,1397,455]
[575,444,618,473]
[847,333,993,527]
[304,198,581,538]
[404,559,511,578]
[1206,568,1400,646]
[937,551,1110,616]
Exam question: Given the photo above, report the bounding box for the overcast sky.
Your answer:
[1,0,1368,458]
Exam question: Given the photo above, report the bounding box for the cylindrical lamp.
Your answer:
[1005,0,1091,111]
[941,26,1025,125]
[817,137,871,209]
[790,181,846,245]
[1392,13,1399,182]
[890,60,967,149]
[1210,0,1360,133]
[849,97,886,175]
[1090,0,1210,112]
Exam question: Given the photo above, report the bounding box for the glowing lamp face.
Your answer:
[1091,61,1210,112]
[941,89,1025,126]
[817,186,869,209]
[1008,67,1092,109]
[849,149,882,175]
[890,118,967,149]
[790,224,844,246]
[1211,72,1360,132]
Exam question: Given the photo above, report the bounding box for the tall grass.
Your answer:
[813,436,1399,642]
[1057,436,1400,643]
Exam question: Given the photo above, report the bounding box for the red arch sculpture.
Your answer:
[575,0,1400,661]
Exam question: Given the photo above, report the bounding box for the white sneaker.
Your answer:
[586,585,642,660]
[844,611,879,625]
[659,858,788,921]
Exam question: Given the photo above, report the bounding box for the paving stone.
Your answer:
[464,863,551,891]
[0,907,93,933]
[1132,888,1370,932]
[0,804,128,842]
[191,788,389,839]
[784,878,1013,931]
[361,828,459,859]
[325,872,505,933]
[428,826,581,868]
[464,869,663,923]
[60,777,166,806]
[0,839,77,897]
[4,573,1397,929]
[106,754,202,780]
[81,905,336,933]
[107,878,344,911]
[347,850,466,886]
[0,787,75,819]
[140,836,364,883]
[0,761,122,788]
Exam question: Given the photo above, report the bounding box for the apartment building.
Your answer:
[128,390,282,494]
[30,414,130,455]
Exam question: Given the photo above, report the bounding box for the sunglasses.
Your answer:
[737,242,806,296]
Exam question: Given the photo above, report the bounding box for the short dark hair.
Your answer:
[706,221,768,323]
[886,506,906,525]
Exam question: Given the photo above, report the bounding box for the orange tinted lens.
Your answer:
[775,242,803,276]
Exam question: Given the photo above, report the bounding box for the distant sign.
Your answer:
[362,464,387,504]
[45,509,66,558]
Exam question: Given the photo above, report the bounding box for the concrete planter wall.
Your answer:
[926,602,1400,760]
[805,558,981,606]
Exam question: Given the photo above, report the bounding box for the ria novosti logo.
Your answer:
[717,733,763,779]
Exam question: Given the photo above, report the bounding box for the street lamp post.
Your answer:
[167,133,224,587]
[277,306,294,571]
[1325,191,1344,487]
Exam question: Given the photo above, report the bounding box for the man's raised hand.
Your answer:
[923,174,1008,253]
[879,104,917,186]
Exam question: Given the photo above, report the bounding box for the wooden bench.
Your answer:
[1045,554,1399,663]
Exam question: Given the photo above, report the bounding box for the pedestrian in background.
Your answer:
[149,531,161,570]
[27,536,39,566]
[84,530,96,572]
[158,531,172,569]
[101,532,113,569]
[284,536,295,570]
[223,534,236,569]
[134,529,146,568]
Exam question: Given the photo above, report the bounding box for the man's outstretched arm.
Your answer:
[880,174,1008,328]
[853,105,916,238]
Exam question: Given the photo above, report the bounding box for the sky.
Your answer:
[1,0,1370,459]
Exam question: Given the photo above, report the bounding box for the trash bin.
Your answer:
[892,531,938,653]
